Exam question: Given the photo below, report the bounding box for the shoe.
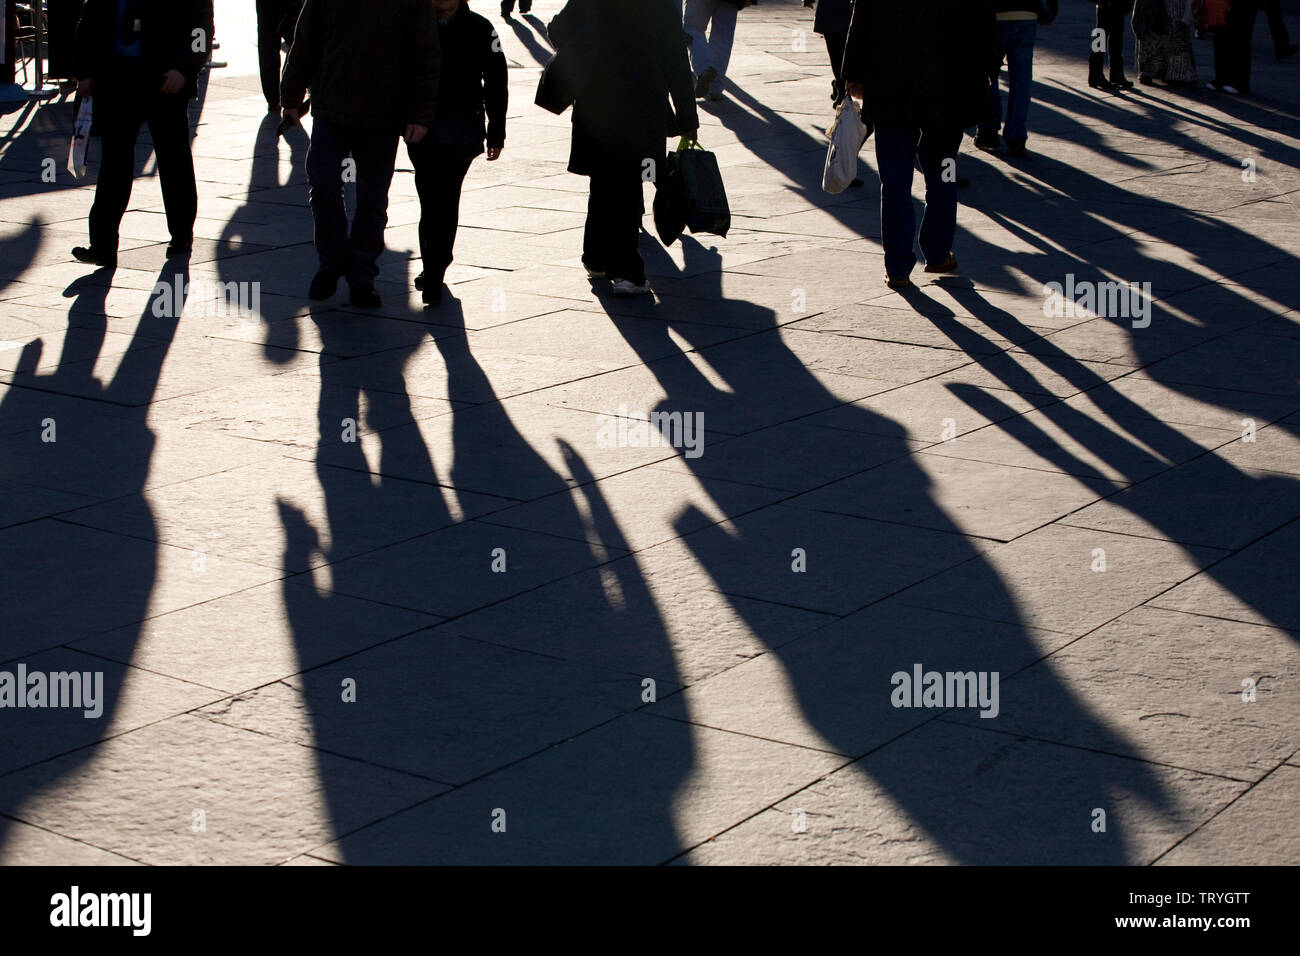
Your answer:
[71,246,116,268]
[519,0,532,11]
[974,130,999,151]
[1139,74,1154,85]
[1005,138,1027,158]
[1277,43,1299,60]
[423,283,443,308]
[583,261,608,279]
[1089,75,1118,91]
[924,253,958,275]
[1110,73,1134,90]
[885,273,911,290]
[1208,81,1241,94]
[348,283,382,308]
[610,278,652,296]
[165,238,192,258]
[413,271,425,291]
[500,1,512,17]
[308,269,340,301]
[695,66,718,99]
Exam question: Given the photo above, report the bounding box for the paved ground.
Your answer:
[0,0,1298,865]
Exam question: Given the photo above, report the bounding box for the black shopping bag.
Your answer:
[653,149,688,246]
[653,139,730,246]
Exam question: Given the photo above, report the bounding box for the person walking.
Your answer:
[684,0,751,101]
[501,0,532,15]
[257,0,302,113]
[410,0,508,307]
[550,0,698,296]
[1133,0,1199,85]
[1262,0,1299,59]
[1208,0,1260,93]
[843,0,994,289]
[975,0,1057,157]
[69,0,214,268]
[281,0,439,308]
[1089,0,1136,90]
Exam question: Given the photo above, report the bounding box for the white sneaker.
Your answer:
[611,278,652,296]
[1223,84,1240,94]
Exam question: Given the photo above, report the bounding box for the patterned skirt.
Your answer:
[1137,22,1198,83]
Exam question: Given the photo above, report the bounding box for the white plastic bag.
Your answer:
[68,96,93,179]
[822,97,867,194]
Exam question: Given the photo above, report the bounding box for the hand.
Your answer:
[160,69,185,94]
[77,78,94,98]
[681,127,699,143]
[404,124,428,144]
[846,81,864,101]
[486,146,502,161]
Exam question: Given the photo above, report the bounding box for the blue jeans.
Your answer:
[874,125,963,280]
[982,20,1037,142]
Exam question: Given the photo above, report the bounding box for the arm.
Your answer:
[176,0,215,87]
[485,23,509,151]
[72,0,107,91]
[658,0,698,137]
[405,0,440,132]
[281,0,322,110]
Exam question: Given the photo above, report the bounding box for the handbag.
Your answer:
[535,6,597,114]
[822,97,869,194]
[67,96,93,179]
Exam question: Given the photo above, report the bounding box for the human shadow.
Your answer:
[275,290,691,863]
[0,262,186,853]
[505,13,554,67]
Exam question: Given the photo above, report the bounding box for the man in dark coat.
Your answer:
[549,0,698,295]
[70,0,214,268]
[410,0,508,307]
[843,0,994,287]
[281,0,439,307]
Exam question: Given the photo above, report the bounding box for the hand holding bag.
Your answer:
[822,96,869,194]
[654,137,731,245]
[67,96,93,179]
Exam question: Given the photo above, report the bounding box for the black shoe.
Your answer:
[1277,43,1299,60]
[348,283,381,308]
[165,238,192,258]
[423,284,443,308]
[413,271,425,291]
[71,246,116,268]
[500,0,512,16]
[1110,73,1134,90]
[974,130,999,151]
[519,0,531,11]
[308,269,340,301]
[695,66,718,99]
[1089,75,1118,91]
[1005,138,1027,158]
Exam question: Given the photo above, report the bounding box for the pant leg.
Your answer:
[304,118,351,276]
[146,93,198,246]
[873,125,920,280]
[87,102,146,254]
[1231,1,1259,91]
[1264,0,1291,52]
[345,129,401,286]
[410,140,474,284]
[709,1,738,79]
[1002,20,1037,141]
[916,127,963,265]
[684,0,717,80]
[256,0,286,108]
[981,23,1009,137]
[586,154,646,284]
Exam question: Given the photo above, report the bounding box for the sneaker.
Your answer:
[348,283,382,308]
[1277,43,1299,60]
[308,269,340,301]
[885,273,912,290]
[611,278,652,296]
[1005,138,1027,158]
[695,66,718,100]
[974,130,999,151]
[71,246,116,268]
[924,253,958,275]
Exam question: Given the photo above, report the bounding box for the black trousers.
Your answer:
[1094,0,1134,76]
[583,153,647,285]
[408,141,475,286]
[257,0,293,109]
[1215,0,1259,92]
[1262,0,1290,54]
[89,86,197,255]
[305,118,400,285]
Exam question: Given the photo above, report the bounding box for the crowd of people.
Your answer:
[63,0,1295,301]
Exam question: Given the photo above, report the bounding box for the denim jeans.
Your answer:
[874,125,963,280]
[982,19,1038,142]
[684,0,738,89]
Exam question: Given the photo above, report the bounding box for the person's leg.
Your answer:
[87,103,144,257]
[423,149,475,289]
[980,23,1009,141]
[1107,1,1133,83]
[1090,3,1110,85]
[255,0,284,110]
[1233,1,1259,92]
[408,136,435,281]
[709,0,739,81]
[873,125,919,281]
[1264,0,1294,55]
[146,93,198,252]
[1002,20,1037,143]
[304,118,351,279]
[583,169,612,274]
[345,129,401,289]
[602,160,647,285]
[683,0,715,82]
[916,127,963,266]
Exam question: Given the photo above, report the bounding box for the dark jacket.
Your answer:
[282,0,439,132]
[73,0,213,100]
[843,0,995,131]
[993,0,1058,22]
[813,0,852,35]
[549,0,698,174]
[433,3,508,153]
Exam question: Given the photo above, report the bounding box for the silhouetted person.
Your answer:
[807,0,851,103]
[501,0,533,15]
[257,0,302,112]
[844,0,993,287]
[1089,0,1134,90]
[411,0,507,308]
[549,0,698,296]
[1208,0,1259,93]
[685,0,752,100]
[975,1,1057,157]
[1262,0,1298,58]
[1133,0,1199,86]
[281,0,439,308]
[69,0,213,268]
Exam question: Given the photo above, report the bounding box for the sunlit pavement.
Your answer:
[0,1,1297,865]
